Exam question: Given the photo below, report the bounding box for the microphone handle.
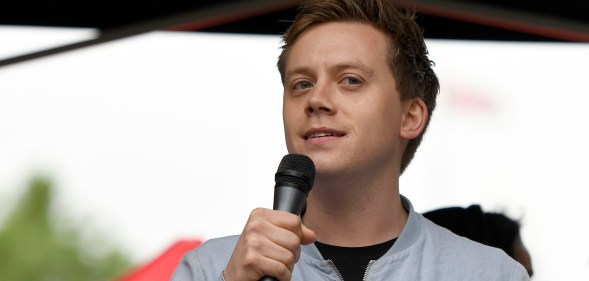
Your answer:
[258,186,308,281]
[273,185,307,214]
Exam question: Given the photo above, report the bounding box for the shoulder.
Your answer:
[183,235,239,266]
[419,214,503,258]
[420,215,502,257]
[171,235,239,281]
[418,214,529,280]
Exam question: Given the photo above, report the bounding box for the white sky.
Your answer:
[1,26,588,280]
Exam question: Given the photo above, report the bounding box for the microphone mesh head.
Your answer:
[275,154,315,194]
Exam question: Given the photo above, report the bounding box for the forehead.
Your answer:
[285,21,390,74]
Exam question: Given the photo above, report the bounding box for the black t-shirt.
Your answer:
[315,237,397,280]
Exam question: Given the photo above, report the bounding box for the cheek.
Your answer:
[282,109,295,132]
[283,98,306,126]
[362,104,402,144]
[363,101,400,129]
[282,109,298,147]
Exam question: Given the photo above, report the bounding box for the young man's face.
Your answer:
[282,21,411,180]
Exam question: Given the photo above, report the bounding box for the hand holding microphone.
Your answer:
[224,154,316,281]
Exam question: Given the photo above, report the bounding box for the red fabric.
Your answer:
[119,239,202,281]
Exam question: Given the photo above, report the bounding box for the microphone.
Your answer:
[260,154,315,281]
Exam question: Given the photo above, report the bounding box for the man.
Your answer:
[172,0,530,280]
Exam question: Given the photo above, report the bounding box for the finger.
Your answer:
[301,224,317,245]
[239,232,297,279]
[258,256,293,281]
[227,241,293,281]
[226,232,293,279]
[247,209,303,236]
[244,210,302,251]
[240,209,303,274]
[264,218,314,264]
[259,238,298,272]
[267,210,305,232]
[257,223,302,267]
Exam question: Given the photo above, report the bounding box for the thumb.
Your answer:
[301,224,316,245]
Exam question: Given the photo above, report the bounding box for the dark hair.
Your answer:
[277,0,440,173]
[423,205,521,258]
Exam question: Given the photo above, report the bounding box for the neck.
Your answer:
[303,173,407,247]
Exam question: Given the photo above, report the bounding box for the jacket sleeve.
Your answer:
[510,262,530,281]
[170,236,238,281]
[170,258,193,281]
[169,257,225,281]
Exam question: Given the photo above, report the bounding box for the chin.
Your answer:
[288,149,347,174]
[312,157,347,177]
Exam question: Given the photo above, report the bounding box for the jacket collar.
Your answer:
[301,195,421,260]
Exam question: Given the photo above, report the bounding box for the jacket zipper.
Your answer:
[326,259,376,281]
[327,260,344,281]
[363,260,375,281]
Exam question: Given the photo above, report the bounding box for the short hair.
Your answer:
[277,0,440,173]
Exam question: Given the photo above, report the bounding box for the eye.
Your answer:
[342,76,361,85]
[293,80,313,90]
[340,75,364,90]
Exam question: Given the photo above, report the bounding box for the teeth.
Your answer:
[308,132,335,139]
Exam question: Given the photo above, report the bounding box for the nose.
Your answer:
[305,83,336,116]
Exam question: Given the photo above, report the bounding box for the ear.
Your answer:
[400,98,428,140]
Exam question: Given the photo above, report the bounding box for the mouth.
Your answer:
[303,129,345,140]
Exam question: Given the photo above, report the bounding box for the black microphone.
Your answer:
[260,154,315,281]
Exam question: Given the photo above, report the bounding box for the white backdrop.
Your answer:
[1,26,588,280]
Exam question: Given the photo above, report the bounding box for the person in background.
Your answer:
[424,205,534,277]
[172,0,530,280]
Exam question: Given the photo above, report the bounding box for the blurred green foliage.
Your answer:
[0,177,133,281]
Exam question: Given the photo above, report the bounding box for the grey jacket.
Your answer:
[171,196,529,280]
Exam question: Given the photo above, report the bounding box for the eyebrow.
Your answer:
[285,61,375,79]
[331,62,375,78]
